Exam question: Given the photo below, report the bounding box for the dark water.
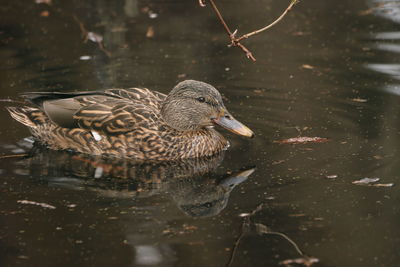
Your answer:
[1,0,400,266]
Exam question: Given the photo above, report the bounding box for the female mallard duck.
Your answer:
[7,80,254,160]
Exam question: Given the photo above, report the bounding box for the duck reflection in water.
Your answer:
[20,143,255,217]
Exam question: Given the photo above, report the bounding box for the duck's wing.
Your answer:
[105,88,166,104]
[22,88,163,134]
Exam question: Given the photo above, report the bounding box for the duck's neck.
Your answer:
[179,128,229,158]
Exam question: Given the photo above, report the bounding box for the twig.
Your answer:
[72,15,88,39]
[226,216,251,267]
[249,203,266,216]
[225,202,310,267]
[97,41,112,58]
[208,0,233,37]
[267,231,303,256]
[208,0,256,61]
[206,0,299,61]
[72,15,111,57]
[236,0,299,42]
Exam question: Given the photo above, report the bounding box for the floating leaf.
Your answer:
[301,64,314,69]
[326,175,338,179]
[146,26,154,38]
[280,257,319,266]
[352,177,380,185]
[372,183,394,187]
[40,10,49,17]
[79,55,91,60]
[275,137,329,145]
[148,12,158,19]
[351,98,367,103]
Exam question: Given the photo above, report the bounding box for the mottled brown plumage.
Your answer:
[7,80,253,160]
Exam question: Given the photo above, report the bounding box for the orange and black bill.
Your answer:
[213,114,254,138]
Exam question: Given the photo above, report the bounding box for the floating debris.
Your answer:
[326,175,338,179]
[148,12,158,19]
[351,98,367,103]
[275,137,329,145]
[17,200,56,209]
[146,26,154,38]
[40,10,49,17]
[79,55,92,60]
[280,256,319,266]
[352,178,394,187]
[87,32,103,43]
[352,177,380,185]
[372,183,394,188]
[272,160,285,165]
[301,64,314,69]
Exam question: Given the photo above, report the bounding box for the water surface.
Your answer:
[1,0,400,266]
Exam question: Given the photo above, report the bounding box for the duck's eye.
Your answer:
[197,97,206,103]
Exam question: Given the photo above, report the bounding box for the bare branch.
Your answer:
[225,202,314,267]
[208,0,256,61]
[208,0,233,36]
[236,0,299,42]
[72,15,88,39]
[226,217,251,267]
[265,231,304,256]
[205,0,299,62]
[72,15,111,57]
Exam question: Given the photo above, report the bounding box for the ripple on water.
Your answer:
[365,1,400,96]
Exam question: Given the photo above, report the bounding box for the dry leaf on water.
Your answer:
[352,178,394,187]
[351,98,367,103]
[146,26,154,38]
[326,175,338,179]
[40,10,49,17]
[352,177,380,185]
[274,137,329,145]
[280,257,319,266]
[372,183,394,187]
[301,64,314,69]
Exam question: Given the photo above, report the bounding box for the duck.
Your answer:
[7,80,254,160]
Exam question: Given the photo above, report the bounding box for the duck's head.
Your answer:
[161,80,254,138]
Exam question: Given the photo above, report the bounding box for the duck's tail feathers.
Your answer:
[6,106,49,127]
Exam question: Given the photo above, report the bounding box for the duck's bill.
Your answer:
[213,115,254,138]
[220,167,256,191]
